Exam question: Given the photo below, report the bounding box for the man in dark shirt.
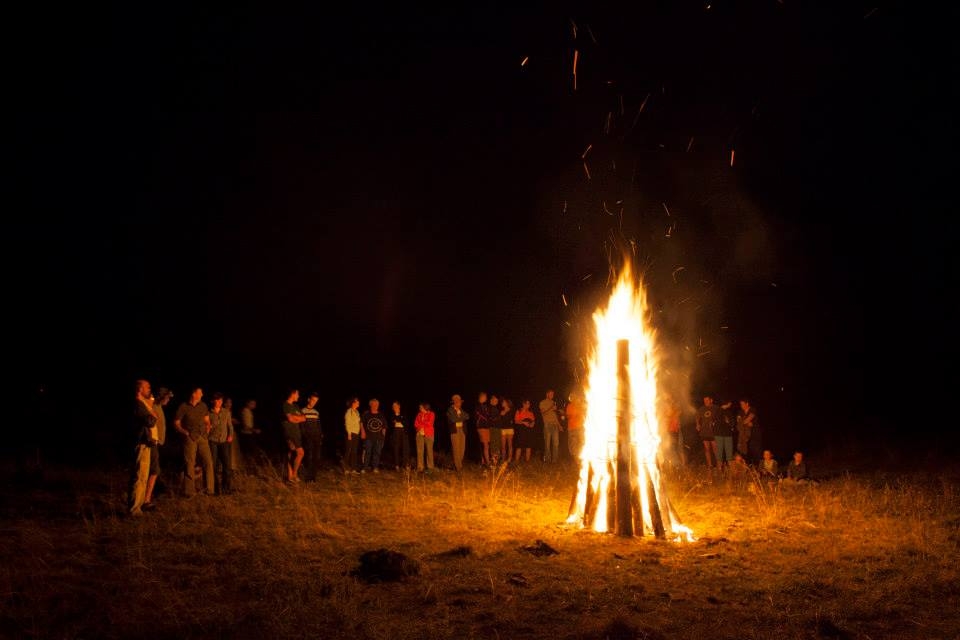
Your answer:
[716,399,737,471]
[446,394,469,472]
[361,398,387,473]
[301,392,323,481]
[389,401,410,471]
[173,387,213,497]
[737,398,761,464]
[282,389,306,483]
[786,451,810,483]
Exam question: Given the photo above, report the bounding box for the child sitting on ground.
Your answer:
[785,450,814,484]
[758,449,780,486]
[729,452,750,479]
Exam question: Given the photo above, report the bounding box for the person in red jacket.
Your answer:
[414,402,436,473]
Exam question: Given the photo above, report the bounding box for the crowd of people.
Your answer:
[665,393,813,485]
[128,380,587,516]
[128,380,812,517]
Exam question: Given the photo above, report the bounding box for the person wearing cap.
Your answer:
[540,389,562,463]
[143,387,174,509]
[446,394,468,472]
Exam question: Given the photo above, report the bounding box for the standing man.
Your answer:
[173,387,214,497]
[208,392,234,494]
[282,389,306,483]
[301,392,323,481]
[130,379,158,517]
[143,386,173,510]
[715,398,737,471]
[540,389,561,463]
[738,398,761,464]
[446,394,468,472]
[361,398,387,473]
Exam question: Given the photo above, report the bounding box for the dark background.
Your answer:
[9,2,955,466]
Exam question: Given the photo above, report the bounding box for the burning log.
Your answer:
[646,468,666,539]
[630,483,643,536]
[616,339,634,537]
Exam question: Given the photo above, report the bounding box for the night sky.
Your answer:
[12,2,954,459]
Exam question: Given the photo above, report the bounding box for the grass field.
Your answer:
[1,455,958,639]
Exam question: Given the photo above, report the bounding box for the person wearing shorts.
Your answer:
[695,395,719,470]
[282,389,306,483]
[144,386,173,509]
[474,392,494,466]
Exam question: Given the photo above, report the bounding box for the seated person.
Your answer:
[729,452,749,478]
[758,449,780,482]
[785,450,811,483]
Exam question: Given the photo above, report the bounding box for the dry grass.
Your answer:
[1,460,959,639]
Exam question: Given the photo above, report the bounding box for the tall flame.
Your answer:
[567,265,693,541]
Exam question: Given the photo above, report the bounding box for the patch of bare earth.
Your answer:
[1,463,958,639]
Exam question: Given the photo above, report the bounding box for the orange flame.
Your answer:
[567,265,693,541]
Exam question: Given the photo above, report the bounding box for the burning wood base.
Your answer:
[566,337,693,541]
[567,449,688,540]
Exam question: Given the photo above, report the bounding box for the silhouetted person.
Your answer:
[130,379,158,516]
[208,392,234,494]
[696,395,719,470]
[173,387,213,497]
[143,386,173,509]
[301,392,323,481]
[282,389,306,483]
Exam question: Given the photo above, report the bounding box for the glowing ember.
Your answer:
[567,265,694,541]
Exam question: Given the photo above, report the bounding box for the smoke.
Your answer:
[524,16,782,410]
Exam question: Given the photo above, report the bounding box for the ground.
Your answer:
[1,456,958,639]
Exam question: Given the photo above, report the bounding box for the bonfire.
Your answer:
[566,266,693,541]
